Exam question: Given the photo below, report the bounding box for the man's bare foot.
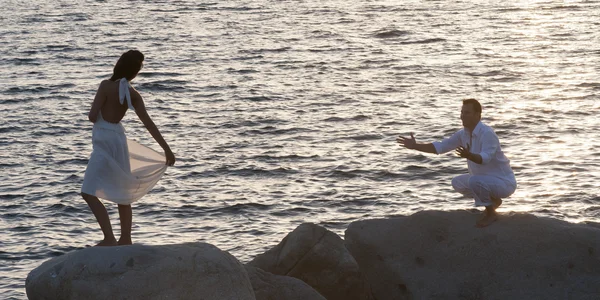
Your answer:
[492,197,503,209]
[478,210,488,221]
[476,212,498,228]
[478,197,503,221]
[118,238,132,246]
[96,238,118,247]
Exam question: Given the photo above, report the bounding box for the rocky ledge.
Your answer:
[26,210,600,300]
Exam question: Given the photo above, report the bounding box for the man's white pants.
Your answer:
[452,174,516,207]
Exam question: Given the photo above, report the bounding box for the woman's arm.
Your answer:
[131,90,176,166]
[88,81,108,123]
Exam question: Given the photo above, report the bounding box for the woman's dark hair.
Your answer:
[110,50,145,81]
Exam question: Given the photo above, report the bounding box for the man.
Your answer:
[397,99,517,227]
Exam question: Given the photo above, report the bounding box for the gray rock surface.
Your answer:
[245,265,326,300]
[249,223,372,300]
[26,242,256,300]
[345,210,600,300]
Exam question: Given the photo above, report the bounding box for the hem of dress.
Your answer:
[80,188,138,205]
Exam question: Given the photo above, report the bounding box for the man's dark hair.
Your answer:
[462,98,482,114]
[110,50,145,81]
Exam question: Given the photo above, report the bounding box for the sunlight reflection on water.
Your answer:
[1,0,600,299]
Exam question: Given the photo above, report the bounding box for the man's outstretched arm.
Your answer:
[397,133,437,154]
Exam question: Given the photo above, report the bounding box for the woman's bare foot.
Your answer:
[96,238,118,247]
[118,238,132,246]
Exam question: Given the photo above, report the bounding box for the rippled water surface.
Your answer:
[1,0,599,298]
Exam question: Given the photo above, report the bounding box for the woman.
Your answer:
[81,50,176,246]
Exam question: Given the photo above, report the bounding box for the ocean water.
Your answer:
[1,0,599,298]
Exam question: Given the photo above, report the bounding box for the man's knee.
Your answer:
[451,176,468,192]
[468,177,492,196]
[468,178,483,190]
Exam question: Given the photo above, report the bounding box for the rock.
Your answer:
[245,265,326,300]
[248,223,372,300]
[345,210,600,300]
[26,242,255,300]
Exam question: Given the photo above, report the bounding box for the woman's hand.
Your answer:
[165,149,176,166]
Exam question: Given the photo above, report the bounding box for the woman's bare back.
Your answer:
[100,80,130,124]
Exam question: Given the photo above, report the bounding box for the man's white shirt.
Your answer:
[432,121,517,187]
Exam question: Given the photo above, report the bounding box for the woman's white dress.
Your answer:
[81,78,167,204]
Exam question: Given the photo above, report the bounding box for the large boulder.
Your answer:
[26,242,255,300]
[345,210,600,300]
[248,223,372,300]
[245,265,326,300]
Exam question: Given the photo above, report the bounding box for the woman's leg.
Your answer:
[81,193,117,246]
[118,204,132,245]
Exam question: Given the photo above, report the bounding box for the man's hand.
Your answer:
[397,133,417,150]
[455,144,471,159]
